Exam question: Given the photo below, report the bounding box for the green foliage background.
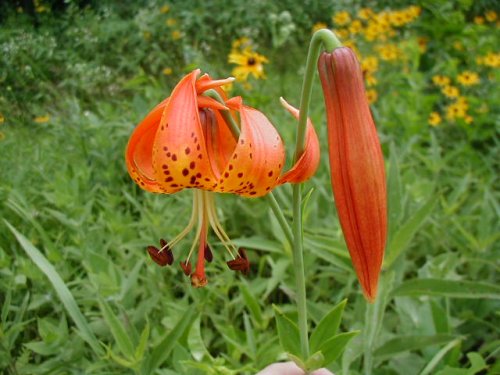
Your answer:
[0,1,499,374]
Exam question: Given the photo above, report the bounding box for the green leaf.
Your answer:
[143,305,198,373]
[310,299,347,352]
[387,143,403,242]
[391,279,500,299]
[430,300,449,334]
[420,338,462,375]
[304,351,325,371]
[319,331,359,366]
[134,321,150,362]
[374,334,457,360]
[272,305,301,358]
[240,281,263,328]
[98,298,135,359]
[5,221,103,356]
[385,196,437,268]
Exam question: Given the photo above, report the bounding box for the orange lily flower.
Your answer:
[317,47,387,302]
[126,69,319,287]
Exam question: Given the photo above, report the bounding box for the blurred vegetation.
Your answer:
[0,1,499,374]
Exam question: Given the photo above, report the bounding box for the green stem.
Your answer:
[292,29,343,362]
[294,29,342,159]
[204,89,240,137]
[266,194,293,245]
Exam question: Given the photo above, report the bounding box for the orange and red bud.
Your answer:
[318,47,387,302]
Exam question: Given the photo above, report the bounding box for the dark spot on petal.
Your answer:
[238,172,243,178]
[185,147,191,155]
[166,152,171,157]
[250,191,257,195]
[172,154,177,161]
[162,164,168,169]
[182,168,189,176]
[196,173,202,178]
[190,161,196,169]
[268,171,273,177]
[224,172,229,178]
[165,177,173,182]
[229,164,233,170]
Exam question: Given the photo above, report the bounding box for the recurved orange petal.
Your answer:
[125,100,168,193]
[278,98,320,184]
[153,70,218,193]
[217,97,285,197]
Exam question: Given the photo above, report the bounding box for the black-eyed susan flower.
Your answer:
[228,48,269,82]
[34,115,50,124]
[441,85,460,98]
[457,71,480,86]
[432,75,450,86]
[428,112,442,127]
[332,11,351,26]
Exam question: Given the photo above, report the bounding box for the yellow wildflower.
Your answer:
[312,22,328,33]
[162,67,173,75]
[445,103,466,120]
[0,131,5,141]
[432,75,450,86]
[482,52,500,68]
[228,48,269,81]
[365,73,377,87]
[0,114,4,124]
[464,115,474,124]
[409,6,422,18]
[428,112,442,127]
[160,5,170,14]
[143,31,152,41]
[34,115,50,124]
[361,56,378,73]
[166,18,177,27]
[485,11,497,22]
[334,28,350,40]
[389,11,406,27]
[171,30,182,40]
[348,20,363,34]
[366,89,378,104]
[457,71,480,86]
[455,96,469,111]
[376,44,400,61]
[333,11,351,26]
[474,16,485,25]
[357,8,373,20]
[441,85,460,98]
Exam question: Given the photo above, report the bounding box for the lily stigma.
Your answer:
[126,70,319,287]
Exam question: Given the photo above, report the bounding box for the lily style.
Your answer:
[126,69,319,287]
[318,47,387,302]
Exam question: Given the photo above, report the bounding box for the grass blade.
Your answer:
[4,220,103,355]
